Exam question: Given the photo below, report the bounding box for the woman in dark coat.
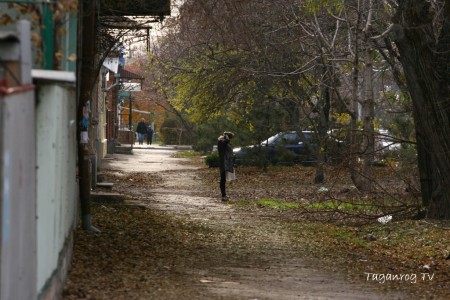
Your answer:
[217,132,234,201]
[136,118,147,145]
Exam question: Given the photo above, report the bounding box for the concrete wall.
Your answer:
[1,18,78,300]
[0,88,37,300]
[35,82,77,300]
[0,81,77,300]
[0,20,37,300]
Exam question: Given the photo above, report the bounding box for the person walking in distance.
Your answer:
[147,125,154,145]
[136,118,147,145]
[217,132,235,201]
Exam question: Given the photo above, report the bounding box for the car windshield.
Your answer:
[261,131,307,146]
[280,132,300,144]
[261,132,284,145]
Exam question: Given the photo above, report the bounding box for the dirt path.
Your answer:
[66,146,409,299]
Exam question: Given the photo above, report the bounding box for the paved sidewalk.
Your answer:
[119,143,193,150]
[89,148,409,300]
[101,145,197,173]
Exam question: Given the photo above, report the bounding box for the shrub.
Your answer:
[204,151,219,168]
[193,135,216,153]
[275,149,299,166]
[159,118,191,145]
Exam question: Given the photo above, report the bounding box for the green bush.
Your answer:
[159,118,191,145]
[275,149,300,166]
[194,135,216,153]
[204,151,219,168]
[237,146,271,169]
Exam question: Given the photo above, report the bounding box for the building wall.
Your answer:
[35,83,78,299]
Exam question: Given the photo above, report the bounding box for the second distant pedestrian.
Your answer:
[147,126,154,145]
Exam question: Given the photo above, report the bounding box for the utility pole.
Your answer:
[78,0,99,232]
[129,92,133,130]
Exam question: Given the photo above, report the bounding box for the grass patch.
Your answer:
[236,199,376,213]
[178,150,200,158]
[257,198,301,210]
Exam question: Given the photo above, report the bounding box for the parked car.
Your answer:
[233,131,343,165]
[373,129,402,162]
[376,129,401,152]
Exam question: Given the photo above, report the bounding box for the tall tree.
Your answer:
[304,0,390,189]
[393,0,450,218]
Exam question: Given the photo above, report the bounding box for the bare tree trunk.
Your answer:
[359,45,375,190]
[314,82,331,184]
[393,0,450,219]
[348,7,368,191]
[349,76,364,189]
[349,0,377,192]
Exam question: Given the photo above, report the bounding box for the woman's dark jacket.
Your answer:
[136,122,147,134]
[218,135,234,173]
